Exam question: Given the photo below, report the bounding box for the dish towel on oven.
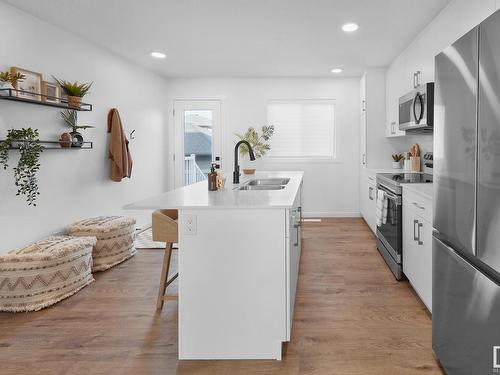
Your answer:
[375,189,388,227]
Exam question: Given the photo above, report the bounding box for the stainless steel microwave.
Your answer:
[399,82,434,133]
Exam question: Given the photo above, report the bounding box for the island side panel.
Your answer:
[178,208,286,360]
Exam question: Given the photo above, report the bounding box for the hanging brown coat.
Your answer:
[107,108,132,182]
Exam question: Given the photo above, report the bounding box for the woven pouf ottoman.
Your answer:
[0,236,96,312]
[68,216,137,272]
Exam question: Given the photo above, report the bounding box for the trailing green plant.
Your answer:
[0,128,44,206]
[235,125,275,159]
[52,76,92,97]
[0,71,25,86]
[60,109,94,133]
[392,153,404,162]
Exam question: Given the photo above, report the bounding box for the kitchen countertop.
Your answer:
[367,168,404,175]
[402,183,433,200]
[125,171,304,210]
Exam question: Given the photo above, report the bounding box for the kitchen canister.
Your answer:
[403,159,411,172]
[410,156,421,172]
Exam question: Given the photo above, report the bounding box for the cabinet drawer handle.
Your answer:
[417,222,423,245]
[413,219,419,241]
[412,202,425,210]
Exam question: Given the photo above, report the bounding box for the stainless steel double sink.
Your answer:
[235,178,290,191]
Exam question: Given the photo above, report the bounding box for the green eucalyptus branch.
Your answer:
[235,125,275,159]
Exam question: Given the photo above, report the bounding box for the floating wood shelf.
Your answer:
[0,89,92,111]
[1,140,93,150]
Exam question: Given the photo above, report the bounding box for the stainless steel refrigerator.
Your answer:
[433,9,500,375]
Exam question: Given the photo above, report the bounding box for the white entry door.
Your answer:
[173,100,222,188]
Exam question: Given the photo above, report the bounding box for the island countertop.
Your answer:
[125,171,304,210]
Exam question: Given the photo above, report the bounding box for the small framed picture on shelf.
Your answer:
[41,81,59,103]
[10,67,42,101]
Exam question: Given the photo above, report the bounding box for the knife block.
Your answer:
[410,156,421,172]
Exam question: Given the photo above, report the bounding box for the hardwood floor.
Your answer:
[0,218,444,375]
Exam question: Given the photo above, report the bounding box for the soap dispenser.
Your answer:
[208,164,218,191]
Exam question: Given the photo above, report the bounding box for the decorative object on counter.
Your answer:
[107,108,133,182]
[208,163,218,191]
[391,154,403,169]
[58,132,72,148]
[214,159,225,189]
[409,143,421,172]
[41,81,60,103]
[60,109,93,148]
[53,76,92,109]
[10,67,42,101]
[0,127,44,206]
[0,70,25,96]
[67,216,137,272]
[235,125,274,174]
[403,152,411,172]
[0,236,96,312]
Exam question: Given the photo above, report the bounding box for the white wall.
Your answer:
[165,78,360,217]
[0,3,169,253]
[382,0,500,167]
[389,0,498,86]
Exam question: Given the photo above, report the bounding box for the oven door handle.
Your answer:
[380,190,402,205]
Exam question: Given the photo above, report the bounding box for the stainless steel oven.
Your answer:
[375,169,433,280]
[399,82,434,133]
[375,181,403,280]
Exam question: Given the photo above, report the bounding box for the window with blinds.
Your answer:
[267,100,336,159]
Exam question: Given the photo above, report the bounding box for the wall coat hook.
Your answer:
[129,129,136,140]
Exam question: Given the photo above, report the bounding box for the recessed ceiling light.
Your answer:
[151,51,166,59]
[342,23,359,32]
[331,68,343,74]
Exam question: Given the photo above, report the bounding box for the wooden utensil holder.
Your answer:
[410,156,421,172]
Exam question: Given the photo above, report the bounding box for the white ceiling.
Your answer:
[3,0,451,78]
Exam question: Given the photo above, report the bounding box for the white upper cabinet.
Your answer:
[360,69,387,168]
[360,73,366,116]
[385,55,406,138]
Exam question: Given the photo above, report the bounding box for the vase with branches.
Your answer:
[0,128,44,206]
[234,125,275,175]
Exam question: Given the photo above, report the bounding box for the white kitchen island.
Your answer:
[126,171,303,360]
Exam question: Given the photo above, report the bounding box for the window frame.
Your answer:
[266,99,339,163]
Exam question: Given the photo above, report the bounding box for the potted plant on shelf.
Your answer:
[53,76,92,109]
[392,153,403,169]
[0,127,44,206]
[0,70,25,96]
[60,109,93,147]
[235,125,274,174]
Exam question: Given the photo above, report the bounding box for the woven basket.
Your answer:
[68,216,137,272]
[0,236,96,312]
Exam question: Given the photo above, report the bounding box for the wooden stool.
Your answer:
[152,209,179,310]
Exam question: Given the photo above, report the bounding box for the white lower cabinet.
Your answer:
[286,187,302,340]
[402,188,432,312]
[360,170,376,233]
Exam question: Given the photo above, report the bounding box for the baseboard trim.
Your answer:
[302,212,362,218]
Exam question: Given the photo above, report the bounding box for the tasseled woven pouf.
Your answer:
[68,216,137,272]
[0,236,96,312]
